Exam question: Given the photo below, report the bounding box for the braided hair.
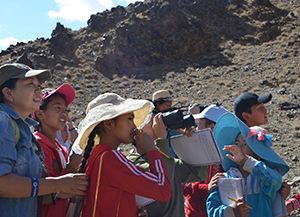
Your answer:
[79,126,98,173]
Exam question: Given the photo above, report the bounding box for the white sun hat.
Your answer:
[72,93,154,154]
[193,104,229,123]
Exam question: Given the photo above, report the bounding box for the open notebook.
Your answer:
[218,177,243,207]
[170,128,223,166]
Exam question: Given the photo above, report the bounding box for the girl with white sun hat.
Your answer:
[72,93,171,217]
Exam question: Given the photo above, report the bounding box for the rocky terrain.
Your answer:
[0,0,300,215]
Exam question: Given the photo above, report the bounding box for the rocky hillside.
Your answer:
[1,0,300,214]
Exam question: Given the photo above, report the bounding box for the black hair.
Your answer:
[0,79,18,103]
[238,107,252,124]
[153,100,163,110]
[79,126,98,172]
[79,117,118,172]
[40,93,66,111]
[35,93,67,132]
[203,118,216,127]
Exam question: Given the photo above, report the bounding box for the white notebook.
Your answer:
[170,128,223,166]
[218,177,243,207]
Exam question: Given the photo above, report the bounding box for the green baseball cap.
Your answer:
[0,63,51,86]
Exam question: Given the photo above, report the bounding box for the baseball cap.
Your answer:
[152,90,173,102]
[42,83,75,106]
[0,63,51,86]
[234,92,272,120]
[188,103,201,114]
[193,104,229,122]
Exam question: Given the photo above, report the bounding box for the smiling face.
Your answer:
[38,94,68,132]
[3,77,42,118]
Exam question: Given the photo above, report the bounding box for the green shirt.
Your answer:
[128,138,208,217]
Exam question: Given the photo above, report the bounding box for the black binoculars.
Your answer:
[162,109,195,129]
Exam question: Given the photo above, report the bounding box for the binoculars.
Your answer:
[162,109,195,129]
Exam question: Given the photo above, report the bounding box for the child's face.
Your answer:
[112,112,137,144]
[39,95,68,131]
[235,134,257,158]
[245,103,268,126]
[196,118,215,130]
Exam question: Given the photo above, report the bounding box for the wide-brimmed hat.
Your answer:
[152,89,173,102]
[214,112,289,175]
[193,104,228,123]
[0,63,51,86]
[72,93,154,154]
[41,83,75,106]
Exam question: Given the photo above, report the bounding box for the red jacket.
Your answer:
[184,164,223,217]
[81,144,171,217]
[34,131,69,217]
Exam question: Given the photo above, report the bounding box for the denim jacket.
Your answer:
[0,103,42,217]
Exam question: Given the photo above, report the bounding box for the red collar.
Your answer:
[85,144,113,174]
[33,131,65,152]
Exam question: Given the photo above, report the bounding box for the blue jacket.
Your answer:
[206,156,282,217]
[0,103,42,217]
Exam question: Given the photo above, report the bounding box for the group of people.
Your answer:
[0,62,299,217]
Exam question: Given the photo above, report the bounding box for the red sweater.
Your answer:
[184,164,223,217]
[81,144,171,217]
[34,131,69,217]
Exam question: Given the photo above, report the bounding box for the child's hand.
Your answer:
[152,113,167,139]
[233,200,249,217]
[135,130,155,154]
[208,173,224,192]
[223,145,247,166]
[65,153,82,173]
[281,181,291,199]
[183,127,196,137]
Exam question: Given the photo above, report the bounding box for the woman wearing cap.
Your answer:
[72,93,171,217]
[33,83,82,217]
[0,63,87,217]
[206,113,289,217]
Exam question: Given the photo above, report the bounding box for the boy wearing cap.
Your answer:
[234,92,299,214]
[184,104,228,217]
[233,92,272,127]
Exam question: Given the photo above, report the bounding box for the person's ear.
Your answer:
[102,119,115,130]
[2,87,14,103]
[35,110,44,121]
[208,122,215,130]
[241,112,251,123]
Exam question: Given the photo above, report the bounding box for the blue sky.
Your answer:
[0,0,137,51]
